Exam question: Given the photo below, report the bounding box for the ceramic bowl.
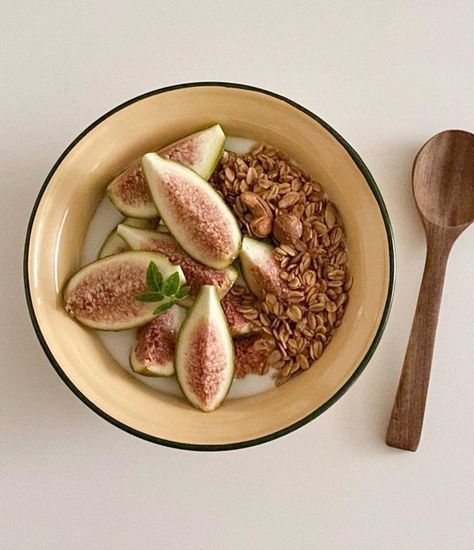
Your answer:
[25,83,395,450]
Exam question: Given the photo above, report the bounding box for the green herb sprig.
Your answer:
[136,261,190,315]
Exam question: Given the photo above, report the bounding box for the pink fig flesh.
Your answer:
[131,305,185,376]
[234,334,271,378]
[114,167,150,210]
[65,261,147,326]
[184,320,228,407]
[175,285,234,412]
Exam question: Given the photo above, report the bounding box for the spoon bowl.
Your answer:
[413,130,474,227]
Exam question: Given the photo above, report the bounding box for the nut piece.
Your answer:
[241,191,273,238]
[273,214,303,244]
[278,191,300,209]
[241,191,272,217]
[251,216,273,238]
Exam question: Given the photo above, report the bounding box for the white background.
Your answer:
[2,2,473,549]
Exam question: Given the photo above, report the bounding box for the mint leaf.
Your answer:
[135,292,164,302]
[153,301,174,315]
[151,264,163,291]
[146,261,162,292]
[175,285,190,300]
[162,272,180,297]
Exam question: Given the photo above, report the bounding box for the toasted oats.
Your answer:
[278,191,301,208]
[287,305,303,322]
[267,349,282,365]
[281,364,292,377]
[278,182,292,195]
[287,291,305,304]
[327,280,344,288]
[254,337,274,352]
[297,354,310,370]
[313,221,327,235]
[344,275,354,291]
[209,144,351,386]
[275,375,290,387]
[295,240,308,253]
[280,244,297,256]
[243,311,259,321]
[336,293,347,307]
[265,293,277,306]
[324,203,337,228]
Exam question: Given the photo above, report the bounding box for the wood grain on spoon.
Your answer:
[386,130,474,451]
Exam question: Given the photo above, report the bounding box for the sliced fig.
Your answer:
[175,285,234,412]
[130,305,186,376]
[106,125,225,218]
[117,223,238,307]
[159,124,225,180]
[142,154,241,269]
[239,237,282,299]
[98,230,129,259]
[234,334,271,378]
[64,251,185,331]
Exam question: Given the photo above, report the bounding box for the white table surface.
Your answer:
[2,2,473,549]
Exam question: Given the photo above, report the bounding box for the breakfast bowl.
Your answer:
[24,82,395,450]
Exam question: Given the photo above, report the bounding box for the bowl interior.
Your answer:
[27,85,392,448]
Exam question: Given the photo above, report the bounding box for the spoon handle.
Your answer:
[386,226,455,451]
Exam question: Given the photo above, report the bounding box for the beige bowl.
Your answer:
[25,83,395,450]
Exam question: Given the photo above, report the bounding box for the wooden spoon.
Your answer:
[386,129,474,451]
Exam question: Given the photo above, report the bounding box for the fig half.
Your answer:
[116,224,238,307]
[142,154,241,269]
[130,305,186,376]
[175,285,234,412]
[107,125,225,218]
[64,251,185,331]
[239,237,282,299]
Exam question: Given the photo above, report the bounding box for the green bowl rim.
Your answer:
[23,81,396,452]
